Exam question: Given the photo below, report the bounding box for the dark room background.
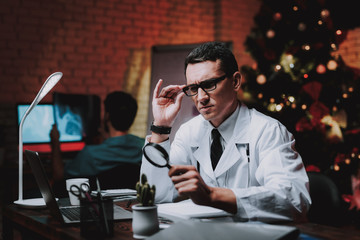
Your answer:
[0,0,359,210]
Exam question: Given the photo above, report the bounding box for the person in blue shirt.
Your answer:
[50,91,144,183]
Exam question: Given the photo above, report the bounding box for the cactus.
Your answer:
[135,174,156,206]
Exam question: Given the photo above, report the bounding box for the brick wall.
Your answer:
[0,0,359,165]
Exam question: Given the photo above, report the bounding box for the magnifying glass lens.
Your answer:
[143,143,171,169]
[144,145,168,167]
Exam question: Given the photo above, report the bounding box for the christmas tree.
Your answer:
[240,0,360,195]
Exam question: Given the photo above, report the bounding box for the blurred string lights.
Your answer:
[241,0,360,176]
[251,6,345,112]
[243,3,356,120]
[332,148,360,172]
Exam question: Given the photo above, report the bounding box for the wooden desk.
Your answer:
[2,201,135,240]
[2,201,360,240]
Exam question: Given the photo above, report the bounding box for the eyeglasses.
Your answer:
[183,75,227,97]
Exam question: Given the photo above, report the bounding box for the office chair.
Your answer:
[92,163,141,190]
[307,171,345,226]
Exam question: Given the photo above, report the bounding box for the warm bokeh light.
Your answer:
[256,74,267,85]
[330,43,337,50]
[302,44,310,51]
[316,64,326,74]
[320,9,330,18]
[267,103,276,112]
[298,22,306,31]
[273,12,282,21]
[266,29,275,38]
[327,60,338,70]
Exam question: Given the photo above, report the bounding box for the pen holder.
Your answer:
[80,198,114,239]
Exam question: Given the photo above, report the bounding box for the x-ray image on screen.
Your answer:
[17,104,55,144]
[54,104,83,142]
[53,92,101,143]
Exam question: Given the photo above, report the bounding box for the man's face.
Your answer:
[185,60,240,128]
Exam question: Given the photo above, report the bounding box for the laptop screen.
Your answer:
[24,150,66,224]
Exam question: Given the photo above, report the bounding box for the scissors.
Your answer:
[70,183,91,200]
[70,183,100,216]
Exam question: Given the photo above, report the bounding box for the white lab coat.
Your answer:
[141,103,311,222]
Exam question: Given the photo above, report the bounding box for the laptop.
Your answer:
[147,221,300,240]
[24,150,133,225]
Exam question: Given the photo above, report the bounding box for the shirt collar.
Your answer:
[215,103,240,144]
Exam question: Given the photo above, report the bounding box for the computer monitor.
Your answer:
[17,93,100,153]
[53,102,84,143]
[17,103,85,153]
[53,92,101,143]
[17,102,86,142]
[17,103,56,144]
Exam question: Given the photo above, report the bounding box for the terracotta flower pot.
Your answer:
[132,204,159,239]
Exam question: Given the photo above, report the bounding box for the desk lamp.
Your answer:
[14,72,63,208]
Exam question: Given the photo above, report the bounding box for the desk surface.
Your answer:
[2,201,134,240]
[3,201,360,240]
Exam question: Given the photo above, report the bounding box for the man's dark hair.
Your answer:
[184,42,239,77]
[104,91,137,131]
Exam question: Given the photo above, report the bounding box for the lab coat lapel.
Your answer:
[192,128,217,182]
[214,103,251,177]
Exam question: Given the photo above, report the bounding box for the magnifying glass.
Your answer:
[143,142,171,169]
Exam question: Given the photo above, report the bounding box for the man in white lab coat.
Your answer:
[141,42,311,222]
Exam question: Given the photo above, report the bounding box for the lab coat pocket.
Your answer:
[222,144,250,188]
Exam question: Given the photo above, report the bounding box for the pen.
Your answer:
[85,191,100,216]
[246,143,250,187]
[246,143,250,162]
[96,178,110,235]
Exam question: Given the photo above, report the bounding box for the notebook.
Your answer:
[157,199,233,222]
[24,150,133,225]
[90,189,137,199]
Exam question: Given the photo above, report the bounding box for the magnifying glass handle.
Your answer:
[166,164,172,169]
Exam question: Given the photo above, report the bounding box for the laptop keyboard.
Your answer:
[60,204,132,222]
[60,207,80,221]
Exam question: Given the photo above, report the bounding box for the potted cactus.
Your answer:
[132,174,159,239]
[136,174,156,206]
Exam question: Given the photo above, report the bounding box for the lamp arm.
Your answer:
[18,98,40,201]
[17,72,62,202]
[18,116,24,201]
